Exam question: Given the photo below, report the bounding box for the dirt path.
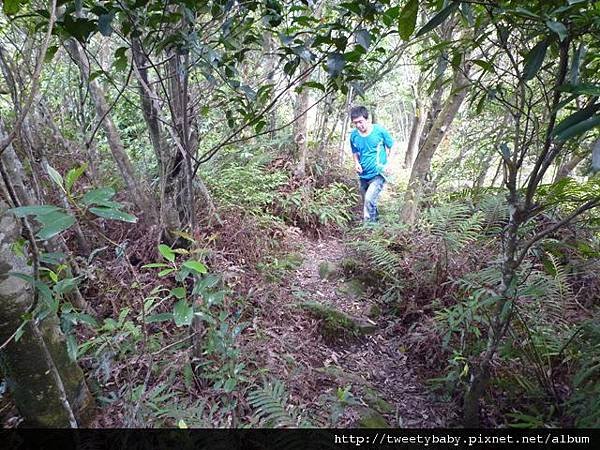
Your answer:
[247,231,454,427]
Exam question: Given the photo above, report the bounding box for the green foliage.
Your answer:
[567,321,600,427]
[248,380,312,428]
[205,155,357,232]
[278,182,358,230]
[422,203,484,252]
[9,165,138,241]
[204,160,288,216]
[352,232,402,284]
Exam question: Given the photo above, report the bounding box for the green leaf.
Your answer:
[171,287,186,299]
[254,120,266,133]
[223,378,237,393]
[182,260,208,274]
[74,313,98,327]
[415,2,459,38]
[66,334,78,361]
[98,13,114,37]
[62,15,97,43]
[141,262,170,269]
[82,187,117,207]
[552,103,600,137]
[9,205,61,218]
[522,39,548,81]
[14,321,27,342]
[54,277,79,295]
[569,44,585,85]
[39,252,66,265]
[36,210,76,240]
[398,0,418,41]
[46,164,64,189]
[65,163,88,193]
[145,313,174,323]
[3,0,22,15]
[326,53,345,77]
[173,299,193,327]
[460,2,474,26]
[473,59,493,72]
[89,207,137,223]
[513,7,539,19]
[546,20,567,42]
[554,115,600,142]
[158,244,175,262]
[158,268,175,277]
[302,81,325,92]
[558,83,600,96]
[355,29,371,51]
[45,45,59,63]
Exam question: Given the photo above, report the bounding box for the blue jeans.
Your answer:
[359,175,385,222]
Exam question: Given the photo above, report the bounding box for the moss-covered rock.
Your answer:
[337,279,366,298]
[298,302,376,340]
[356,408,390,428]
[339,257,360,276]
[318,261,338,280]
[367,303,382,319]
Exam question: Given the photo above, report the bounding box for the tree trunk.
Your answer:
[338,86,353,163]
[401,61,472,224]
[131,41,182,234]
[293,62,311,178]
[0,202,94,427]
[553,152,585,183]
[463,201,521,426]
[67,40,157,223]
[167,53,197,229]
[404,96,425,170]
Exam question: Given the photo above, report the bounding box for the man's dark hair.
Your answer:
[350,106,369,120]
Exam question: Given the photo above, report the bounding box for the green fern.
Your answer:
[248,380,312,428]
[352,236,402,282]
[566,320,600,427]
[422,203,485,252]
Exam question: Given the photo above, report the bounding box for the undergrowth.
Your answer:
[348,187,600,427]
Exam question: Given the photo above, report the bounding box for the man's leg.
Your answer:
[359,178,369,221]
[364,175,385,222]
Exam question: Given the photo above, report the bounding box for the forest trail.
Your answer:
[249,230,453,427]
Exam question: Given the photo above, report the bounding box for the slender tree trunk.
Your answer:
[67,40,157,223]
[404,96,425,170]
[167,53,197,229]
[401,61,472,224]
[553,152,584,182]
[0,202,95,427]
[132,41,181,235]
[463,200,521,426]
[293,62,310,178]
[338,86,353,163]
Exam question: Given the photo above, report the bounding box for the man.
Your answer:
[349,106,394,222]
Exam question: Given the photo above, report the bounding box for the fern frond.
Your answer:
[421,203,485,251]
[248,381,312,428]
[352,237,402,281]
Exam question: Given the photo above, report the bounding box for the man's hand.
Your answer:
[355,161,363,173]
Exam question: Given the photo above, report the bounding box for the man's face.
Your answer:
[352,116,369,134]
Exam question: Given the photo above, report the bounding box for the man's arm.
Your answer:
[350,134,362,173]
[386,141,395,158]
[353,152,362,173]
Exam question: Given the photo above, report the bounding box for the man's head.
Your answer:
[350,106,370,134]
